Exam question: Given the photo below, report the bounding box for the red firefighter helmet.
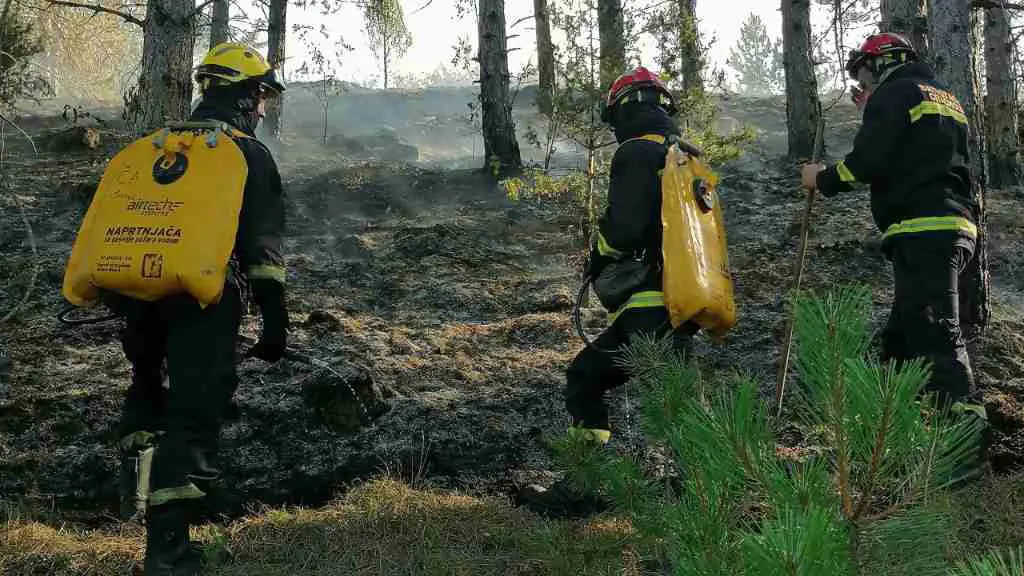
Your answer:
[601,66,677,123]
[845,32,917,79]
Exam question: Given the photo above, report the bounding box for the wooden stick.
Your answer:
[774,117,825,416]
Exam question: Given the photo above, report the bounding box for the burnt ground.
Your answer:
[1,94,1023,524]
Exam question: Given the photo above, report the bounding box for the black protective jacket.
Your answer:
[191,95,286,287]
[815,61,978,244]
[589,103,679,294]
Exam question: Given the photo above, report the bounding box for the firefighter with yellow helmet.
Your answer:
[68,43,288,575]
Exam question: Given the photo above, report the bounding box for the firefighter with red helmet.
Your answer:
[518,66,699,516]
[801,33,986,427]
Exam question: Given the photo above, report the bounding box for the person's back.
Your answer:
[803,33,988,481]
[96,43,288,576]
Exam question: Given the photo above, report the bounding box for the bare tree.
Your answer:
[534,0,555,115]
[597,0,624,88]
[263,0,287,139]
[363,0,412,89]
[782,0,820,158]
[478,0,521,174]
[983,3,1020,187]
[210,0,230,46]
[880,0,928,59]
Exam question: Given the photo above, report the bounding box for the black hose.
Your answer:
[573,278,617,354]
[58,305,118,326]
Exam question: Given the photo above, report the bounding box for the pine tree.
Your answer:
[478,0,522,174]
[727,13,784,97]
[781,0,819,159]
[557,286,987,573]
[263,0,287,139]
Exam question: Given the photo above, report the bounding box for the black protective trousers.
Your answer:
[565,306,692,431]
[882,233,976,407]
[117,286,242,507]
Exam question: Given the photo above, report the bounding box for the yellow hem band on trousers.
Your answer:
[148,483,207,507]
[248,264,287,284]
[882,216,977,240]
[567,427,612,445]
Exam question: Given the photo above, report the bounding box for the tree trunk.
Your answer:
[533,0,554,115]
[478,0,521,174]
[781,0,819,158]
[597,0,625,89]
[929,0,989,330]
[679,0,702,95]
[983,5,1020,187]
[210,0,229,46]
[383,39,390,89]
[264,0,287,139]
[880,0,928,59]
[129,0,195,133]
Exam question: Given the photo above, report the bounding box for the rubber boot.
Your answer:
[119,445,154,523]
[945,407,992,488]
[144,504,201,576]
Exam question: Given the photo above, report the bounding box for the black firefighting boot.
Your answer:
[515,427,611,519]
[944,402,992,488]
[144,504,201,576]
[515,477,610,519]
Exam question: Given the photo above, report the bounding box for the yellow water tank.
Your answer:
[63,122,249,308]
[660,144,736,338]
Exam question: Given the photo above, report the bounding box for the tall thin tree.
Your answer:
[983,4,1020,187]
[478,0,521,174]
[131,0,195,132]
[880,0,928,59]
[929,0,989,330]
[678,0,702,95]
[597,0,625,89]
[533,0,555,115]
[363,0,412,89]
[210,0,230,46]
[781,0,820,158]
[264,0,287,139]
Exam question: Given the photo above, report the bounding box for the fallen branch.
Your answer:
[973,0,1024,10]
[410,0,432,15]
[45,0,143,25]
[0,113,40,326]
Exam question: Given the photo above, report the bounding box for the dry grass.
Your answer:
[954,470,1024,554]
[1,479,638,576]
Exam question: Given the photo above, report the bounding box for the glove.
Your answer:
[801,163,826,192]
[246,278,288,363]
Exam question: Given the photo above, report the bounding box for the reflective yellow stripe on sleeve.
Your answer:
[248,264,286,284]
[596,231,624,258]
[882,216,977,240]
[608,290,665,323]
[909,101,968,125]
[837,160,857,183]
